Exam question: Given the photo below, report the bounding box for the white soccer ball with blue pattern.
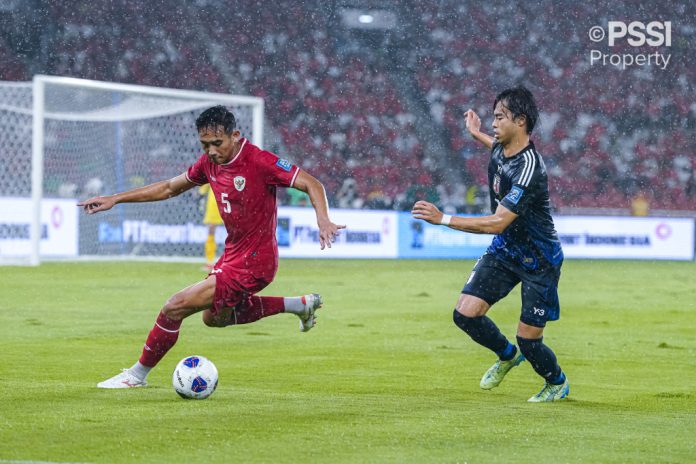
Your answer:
[172,355,219,399]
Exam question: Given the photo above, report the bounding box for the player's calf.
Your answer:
[453,310,511,355]
[516,335,563,382]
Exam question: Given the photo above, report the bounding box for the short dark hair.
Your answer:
[195,105,236,133]
[493,86,538,134]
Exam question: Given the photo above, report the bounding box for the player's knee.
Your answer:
[202,311,225,327]
[162,293,190,320]
[455,301,487,318]
[455,293,490,317]
[161,305,183,321]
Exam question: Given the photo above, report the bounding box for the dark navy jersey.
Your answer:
[486,140,563,272]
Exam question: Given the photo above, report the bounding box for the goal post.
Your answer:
[0,75,264,265]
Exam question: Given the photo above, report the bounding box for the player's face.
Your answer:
[198,126,241,164]
[492,101,524,145]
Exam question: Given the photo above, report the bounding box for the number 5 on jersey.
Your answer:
[221,192,231,213]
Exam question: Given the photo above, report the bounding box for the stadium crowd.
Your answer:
[1,0,693,213]
[414,1,695,212]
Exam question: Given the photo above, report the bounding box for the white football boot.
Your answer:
[528,378,570,402]
[298,293,323,332]
[97,369,148,389]
[480,351,526,390]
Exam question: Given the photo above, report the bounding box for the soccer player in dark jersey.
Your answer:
[412,86,569,402]
[79,105,345,389]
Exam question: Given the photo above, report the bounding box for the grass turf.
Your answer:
[1,259,694,463]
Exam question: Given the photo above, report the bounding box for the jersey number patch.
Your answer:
[505,186,524,205]
[276,158,292,171]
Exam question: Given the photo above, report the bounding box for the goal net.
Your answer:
[0,75,263,265]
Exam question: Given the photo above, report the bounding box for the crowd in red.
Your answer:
[415,2,695,211]
[1,0,693,212]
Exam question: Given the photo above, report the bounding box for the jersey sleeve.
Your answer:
[500,152,538,215]
[256,150,300,187]
[186,154,209,185]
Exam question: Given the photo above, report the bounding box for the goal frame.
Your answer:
[26,74,264,265]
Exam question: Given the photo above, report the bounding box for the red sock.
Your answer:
[232,296,285,325]
[139,311,182,368]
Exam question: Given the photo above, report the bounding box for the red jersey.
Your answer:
[186,138,300,278]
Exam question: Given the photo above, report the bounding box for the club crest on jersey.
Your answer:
[234,176,246,191]
[493,174,501,195]
[276,158,292,171]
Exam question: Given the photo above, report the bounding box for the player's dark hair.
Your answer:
[196,105,236,133]
[493,86,538,134]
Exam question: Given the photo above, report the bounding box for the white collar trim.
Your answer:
[222,138,247,166]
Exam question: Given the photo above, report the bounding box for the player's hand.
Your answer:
[464,109,482,138]
[78,195,117,214]
[318,219,346,250]
[411,200,443,225]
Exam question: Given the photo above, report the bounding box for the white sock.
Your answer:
[129,361,152,381]
[283,296,308,315]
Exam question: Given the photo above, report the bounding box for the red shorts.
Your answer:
[208,264,275,314]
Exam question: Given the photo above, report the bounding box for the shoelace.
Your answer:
[484,361,504,378]
[534,383,553,398]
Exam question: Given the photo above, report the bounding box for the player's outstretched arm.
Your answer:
[293,170,346,250]
[78,173,196,214]
[411,201,517,235]
[465,109,495,150]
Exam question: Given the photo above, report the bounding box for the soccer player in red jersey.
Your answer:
[79,106,345,388]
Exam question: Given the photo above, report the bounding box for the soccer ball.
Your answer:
[172,355,219,399]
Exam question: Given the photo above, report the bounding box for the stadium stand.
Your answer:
[1,0,694,213]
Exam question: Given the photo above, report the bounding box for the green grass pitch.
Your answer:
[1,259,694,463]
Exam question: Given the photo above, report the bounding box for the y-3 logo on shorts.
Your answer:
[533,307,545,316]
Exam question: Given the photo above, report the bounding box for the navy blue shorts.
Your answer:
[462,253,561,327]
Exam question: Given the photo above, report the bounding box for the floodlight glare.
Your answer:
[358,14,374,24]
